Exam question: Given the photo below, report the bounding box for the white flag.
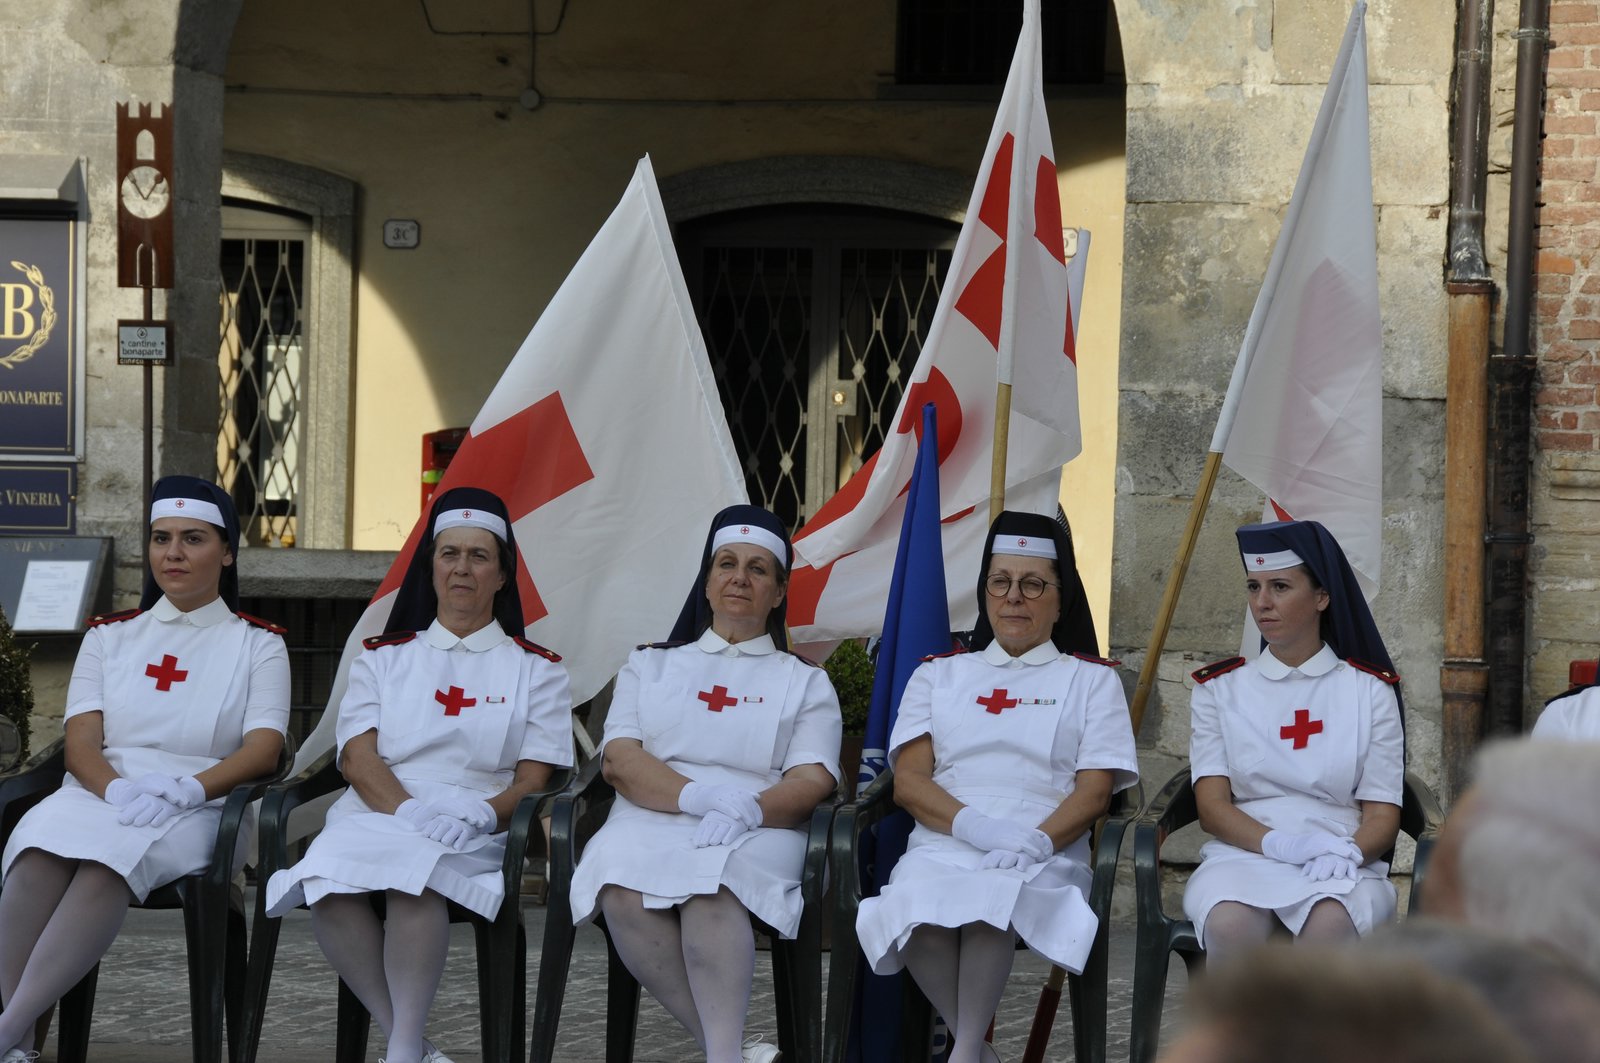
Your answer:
[1213,3,1383,600]
[294,157,746,776]
[788,0,1085,644]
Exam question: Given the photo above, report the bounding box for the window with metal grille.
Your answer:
[218,202,309,547]
[897,0,1111,85]
[683,209,957,534]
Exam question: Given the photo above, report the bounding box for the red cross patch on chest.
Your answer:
[435,686,477,717]
[698,685,737,712]
[976,688,1019,715]
[1280,708,1324,749]
[145,654,188,691]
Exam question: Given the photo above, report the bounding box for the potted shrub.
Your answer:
[0,606,33,763]
[823,639,874,787]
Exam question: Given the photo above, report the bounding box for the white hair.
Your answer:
[1457,739,1600,980]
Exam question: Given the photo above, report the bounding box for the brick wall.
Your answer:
[1535,1,1600,452]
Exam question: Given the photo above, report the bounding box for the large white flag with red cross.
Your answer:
[788,0,1085,645]
[1214,3,1383,603]
[293,157,746,775]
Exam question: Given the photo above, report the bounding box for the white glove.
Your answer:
[118,792,179,828]
[678,782,763,828]
[421,796,497,831]
[172,776,207,809]
[394,798,431,829]
[1302,853,1362,882]
[692,809,752,848]
[104,778,139,807]
[978,849,1044,872]
[951,807,1054,862]
[126,772,191,801]
[418,799,497,851]
[1260,829,1363,866]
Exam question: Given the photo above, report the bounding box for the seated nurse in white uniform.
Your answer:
[1183,519,1405,965]
[0,476,289,1063]
[855,511,1139,1063]
[1533,680,1600,740]
[569,505,842,1063]
[264,486,573,1063]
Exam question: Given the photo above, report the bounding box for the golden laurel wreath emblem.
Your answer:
[2,261,57,370]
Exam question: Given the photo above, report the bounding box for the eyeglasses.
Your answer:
[985,574,1058,600]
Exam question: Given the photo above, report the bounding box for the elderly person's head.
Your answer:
[1427,738,1600,979]
[384,486,524,637]
[668,505,791,647]
[970,510,1097,657]
[1157,944,1533,1063]
[1360,920,1600,1063]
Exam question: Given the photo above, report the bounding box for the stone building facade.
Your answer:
[1,0,1593,805]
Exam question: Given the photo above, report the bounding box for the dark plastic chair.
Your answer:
[530,756,838,1063]
[237,751,570,1063]
[1128,766,1445,1063]
[0,733,294,1063]
[823,767,1137,1063]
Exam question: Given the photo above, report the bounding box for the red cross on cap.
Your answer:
[1256,556,1265,565]
[175,500,185,508]
[1018,537,1028,547]
[741,525,750,534]
[463,510,472,518]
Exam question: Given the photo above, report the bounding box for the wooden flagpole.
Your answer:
[1127,450,1224,737]
[989,382,1013,522]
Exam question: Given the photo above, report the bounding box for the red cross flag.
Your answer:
[787,0,1086,645]
[294,157,745,774]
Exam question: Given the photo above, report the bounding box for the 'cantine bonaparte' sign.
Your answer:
[0,215,78,458]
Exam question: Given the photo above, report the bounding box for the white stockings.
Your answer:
[0,851,133,1058]
[901,921,1017,1063]
[1203,898,1359,968]
[598,885,756,1063]
[310,889,449,1063]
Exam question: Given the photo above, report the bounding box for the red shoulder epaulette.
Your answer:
[1346,658,1401,685]
[236,611,288,635]
[1191,656,1246,684]
[363,631,416,650]
[1073,651,1122,668]
[87,608,141,628]
[513,635,562,662]
[635,640,688,651]
[920,647,969,663]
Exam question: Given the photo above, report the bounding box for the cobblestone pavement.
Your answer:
[25,891,1188,1062]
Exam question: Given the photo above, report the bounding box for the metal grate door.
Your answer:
[685,210,958,533]
[218,223,306,547]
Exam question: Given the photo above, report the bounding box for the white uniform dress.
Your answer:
[855,641,1140,975]
[264,619,573,920]
[1,595,290,902]
[1532,686,1600,740]
[569,629,842,939]
[1182,644,1405,945]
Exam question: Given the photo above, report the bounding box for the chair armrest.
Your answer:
[1088,781,1141,919]
[0,739,66,843]
[800,792,842,907]
[1402,771,1446,911]
[547,755,612,895]
[830,769,896,918]
[256,749,347,878]
[205,733,301,891]
[501,767,574,900]
[1133,767,1197,933]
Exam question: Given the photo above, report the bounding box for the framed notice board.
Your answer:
[0,536,112,634]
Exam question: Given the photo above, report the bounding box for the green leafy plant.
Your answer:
[824,638,875,736]
[0,605,34,760]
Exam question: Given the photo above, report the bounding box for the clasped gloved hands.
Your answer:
[681,781,764,848]
[952,807,1054,871]
[105,773,208,828]
[1260,829,1363,869]
[395,795,498,851]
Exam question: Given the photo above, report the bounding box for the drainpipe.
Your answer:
[1487,0,1551,744]
[1441,0,1495,799]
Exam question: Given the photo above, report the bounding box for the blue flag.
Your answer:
[850,402,952,1062]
